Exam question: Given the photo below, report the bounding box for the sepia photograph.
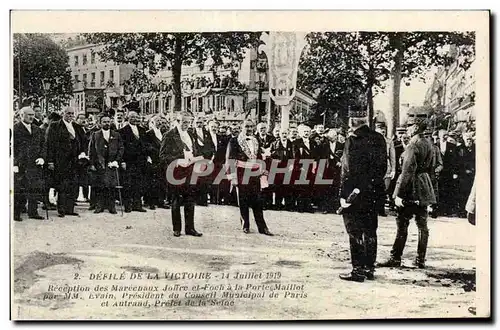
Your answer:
[9,10,490,320]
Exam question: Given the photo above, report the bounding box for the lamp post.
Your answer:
[43,80,51,115]
[258,32,308,131]
[256,56,268,123]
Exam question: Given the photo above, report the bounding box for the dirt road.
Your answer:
[12,204,476,320]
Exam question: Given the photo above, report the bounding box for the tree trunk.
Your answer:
[172,35,183,112]
[366,85,374,128]
[389,32,404,139]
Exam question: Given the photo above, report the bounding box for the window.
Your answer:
[91,52,96,64]
[109,70,114,82]
[74,75,79,82]
[83,54,88,65]
[90,72,96,87]
[198,98,203,112]
[74,55,79,66]
[100,71,105,86]
[82,74,87,87]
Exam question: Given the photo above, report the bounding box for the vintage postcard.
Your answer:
[10,10,490,320]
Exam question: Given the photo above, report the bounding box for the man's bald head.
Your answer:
[19,106,35,125]
[62,107,76,123]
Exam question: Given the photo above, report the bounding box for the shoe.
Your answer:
[67,212,79,216]
[109,209,117,214]
[173,231,181,237]
[88,205,96,211]
[124,207,132,213]
[94,208,103,214]
[185,230,203,237]
[14,215,22,222]
[243,228,250,234]
[28,214,44,220]
[58,213,65,218]
[364,269,375,280]
[259,229,274,236]
[412,258,426,269]
[132,207,147,212]
[149,205,156,210]
[379,210,387,217]
[158,204,170,209]
[339,272,365,282]
[42,204,57,210]
[378,258,401,268]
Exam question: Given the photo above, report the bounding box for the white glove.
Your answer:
[395,196,404,208]
[35,158,45,166]
[78,152,89,160]
[108,161,119,168]
[340,198,351,209]
[230,178,238,187]
[13,166,19,173]
[453,174,458,179]
[147,156,152,164]
[390,171,396,180]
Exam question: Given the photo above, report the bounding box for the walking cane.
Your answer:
[41,164,49,220]
[114,167,124,216]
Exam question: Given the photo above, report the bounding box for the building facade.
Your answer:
[66,44,135,114]
[424,45,476,128]
[66,44,316,126]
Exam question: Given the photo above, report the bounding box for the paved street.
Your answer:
[12,203,476,320]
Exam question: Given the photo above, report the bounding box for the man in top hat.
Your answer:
[45,106,87,217]
[338,106,387,282]
[379,118,436,269]
[13,106,46,221]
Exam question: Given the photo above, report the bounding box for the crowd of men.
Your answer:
[12,104,475,224]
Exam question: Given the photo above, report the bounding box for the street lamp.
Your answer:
[256,56,268,123]
[43,80,51,115]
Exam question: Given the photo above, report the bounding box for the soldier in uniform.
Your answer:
[379,118,436,269]
[338,107,387,282]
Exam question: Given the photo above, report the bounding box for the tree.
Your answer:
[86,32,261,111]
[13,33,73,108]
[298,32,392,127]
[386,31,475,137]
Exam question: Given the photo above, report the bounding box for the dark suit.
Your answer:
[438,141,459,215]
[321,140,344,213]
[391,134,436,264]
[160,127,201,233]
[144,129,167,208]
[74,123,91,201]
[255,133,275,208]
[193,127,215,205]
[270,139,297,210]
[118,124,148,211]
[88,129,124,211]
[340,125,387,275]
[13,122,45,218]
[457,144,475,217]
[294,138,316,212]
[226,136,270,232]
[85,126,100,207]
[45,119,86,215]
[207,131,230,205]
